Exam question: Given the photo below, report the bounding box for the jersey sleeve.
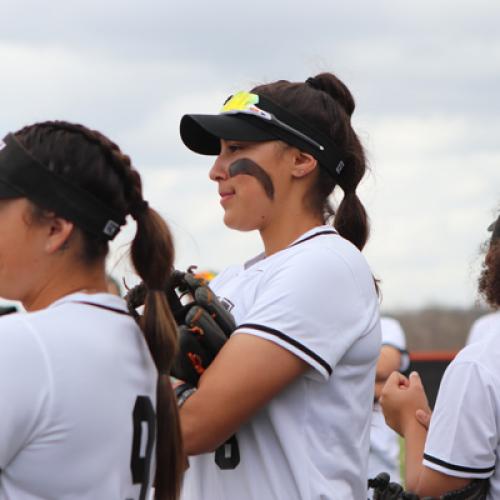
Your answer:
[0,315,51,468]
[423,357,497,479]
[234,247,379,380]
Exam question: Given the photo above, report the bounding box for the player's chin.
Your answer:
[0,284,20,302]
[223,212,262,232]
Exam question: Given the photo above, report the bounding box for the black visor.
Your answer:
[180,91,345,178]
[0,133,126,240]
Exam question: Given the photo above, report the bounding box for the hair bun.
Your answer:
[306,73,356,117]
[305,77,323,91]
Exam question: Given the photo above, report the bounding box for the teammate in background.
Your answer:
[177,74,381,499]
[0,123,183,500]
[467,223,500,347]
[368,317,409,487]
[466,310,500,345]
[380,214,500,498]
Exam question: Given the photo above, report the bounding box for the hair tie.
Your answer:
[129,199,149,220]
[305,77,322,91]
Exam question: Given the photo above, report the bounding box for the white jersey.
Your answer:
[466,311,500,345]
[0,292,157,500]
[181,226,381,500]
[423,330,500,500]
[368,317,409,484]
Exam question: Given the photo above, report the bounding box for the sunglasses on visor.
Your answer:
[220,92,325,153]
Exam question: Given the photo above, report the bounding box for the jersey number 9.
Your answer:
[130,396,156,500]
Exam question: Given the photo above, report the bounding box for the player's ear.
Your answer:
[44,214,75,254]
[290,150,318,178]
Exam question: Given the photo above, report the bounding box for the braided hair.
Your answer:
[15,121,183,500]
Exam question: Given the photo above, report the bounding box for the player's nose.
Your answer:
[209,155,229,182]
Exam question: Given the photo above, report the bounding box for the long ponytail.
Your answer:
[130,204,184,500]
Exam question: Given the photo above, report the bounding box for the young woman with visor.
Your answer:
[177,74,381,499]
[0,122,183,500]
[380,214,500,499]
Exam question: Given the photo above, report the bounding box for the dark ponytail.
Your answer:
[15,121,183,500]
[253,72,370,250]
[334,192,369,252]
[128,189,184,500]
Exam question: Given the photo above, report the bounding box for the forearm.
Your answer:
[403,418,428,491]
[178,334,309,456]
[180,392,230,456]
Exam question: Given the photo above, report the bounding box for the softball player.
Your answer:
[177,74,381,499]
[368,317,409,486]
[0,123,183,500]
[380,214,500,498]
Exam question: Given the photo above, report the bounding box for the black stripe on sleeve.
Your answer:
[423,454,495,474]
[237,323,333,375]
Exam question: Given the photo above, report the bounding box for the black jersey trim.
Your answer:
[65,301,131,316]
[290,230,337,248]
[423,454,495,474]
[237,323,332,375]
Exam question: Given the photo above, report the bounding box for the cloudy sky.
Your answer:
[1,0,498,310]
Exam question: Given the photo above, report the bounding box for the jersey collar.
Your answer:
[288,225,337,247]
[48,292,129,313]
[244,225,337,270]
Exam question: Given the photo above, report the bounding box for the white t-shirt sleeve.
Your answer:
[234,248,377,380]
[423,356,497,479]
[380,317,409,372]
[0,316,51,468]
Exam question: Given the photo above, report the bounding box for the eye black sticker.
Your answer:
[228,158,275,200]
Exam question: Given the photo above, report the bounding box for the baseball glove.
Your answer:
[126,268,236,386]
[368,472,488,500]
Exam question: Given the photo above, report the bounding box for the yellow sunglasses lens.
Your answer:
[220,91,259,113]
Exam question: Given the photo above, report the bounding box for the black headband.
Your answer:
[0,133,126,240]
[252,93,345,177]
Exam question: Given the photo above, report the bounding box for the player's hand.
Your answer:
[415,408,432,430]
[380,371,431,436]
